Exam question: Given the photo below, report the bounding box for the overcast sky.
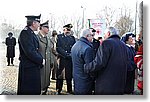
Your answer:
[0,0,143,27]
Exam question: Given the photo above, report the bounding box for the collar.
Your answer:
[108,34,120,39]
[80,37,93,48]
[126,44,131,47]
[39,31,47,38]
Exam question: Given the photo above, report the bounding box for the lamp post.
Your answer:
[49,13,53,30]
[81,6,85,29]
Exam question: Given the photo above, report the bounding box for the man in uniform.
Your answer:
[17,14,44,95]
[50,30,58,80]
[37,20,53,95]
[5,32,16,66]
[56,24,76,95]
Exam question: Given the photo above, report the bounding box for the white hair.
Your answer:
[104,27,118,35]
[80,29,91,38]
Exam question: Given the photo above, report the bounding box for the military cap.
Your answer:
[8,32,13,36]
[63,24,73,29]
[121,32,135,43]
[25,14,41,22]
[40,20,49,27]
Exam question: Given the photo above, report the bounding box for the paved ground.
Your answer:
[0,43,71,95]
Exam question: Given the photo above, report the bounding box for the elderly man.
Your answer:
[71,29,95,95]
[84,27,128,95]
[17,14,44,95]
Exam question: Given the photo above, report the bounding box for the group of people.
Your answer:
[5,14,143,95]
[16,14,76,95]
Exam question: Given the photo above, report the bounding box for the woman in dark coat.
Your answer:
[121,32,137,94]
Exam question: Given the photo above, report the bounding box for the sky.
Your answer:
[0,0,141,27]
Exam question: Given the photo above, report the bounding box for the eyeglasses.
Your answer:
[88,34,95,37]
[91,34,95,36]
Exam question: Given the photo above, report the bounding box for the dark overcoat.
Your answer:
[92,38,100,57]
[56,33,76,80]
[5,37,16,58]
[84,35,128,95]
[124,45,136,94]
[71,37,95,95]
[17,26,43,95]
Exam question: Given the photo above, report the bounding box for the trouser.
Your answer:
[56,79,72,93]
[7,57,14,65]
[51,62,57,79]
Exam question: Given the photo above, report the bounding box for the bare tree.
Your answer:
[72,16,82,39]
[96,6,116,27]
[114,6,134,36]
[0,19,21,41]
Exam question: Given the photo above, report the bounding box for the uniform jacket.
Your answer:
[5,37,16,58]
[56,33,76,79]
[17,26,43,95]
[84,35,128,95]
[37,33,53,90]
[71,37,95,95]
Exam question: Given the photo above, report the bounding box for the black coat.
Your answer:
[17,26,43,95]
[124,45,136,94]
[71,37,95,94]
[92,38,100,57]
[5,37,16,58]
[84,35,128,95]
[56,33,76,80]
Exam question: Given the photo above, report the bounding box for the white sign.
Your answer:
[88,19,106,39]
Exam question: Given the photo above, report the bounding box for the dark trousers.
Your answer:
[7,57,14,65]
[56,79,72,93]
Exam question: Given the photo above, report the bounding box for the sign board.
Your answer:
[88,19,106,39]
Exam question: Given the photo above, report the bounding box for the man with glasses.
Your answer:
[56,24,76,95]
[17,14,44,95]
[71,29,95,95]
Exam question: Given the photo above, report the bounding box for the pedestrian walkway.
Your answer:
[0,43,70,95]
